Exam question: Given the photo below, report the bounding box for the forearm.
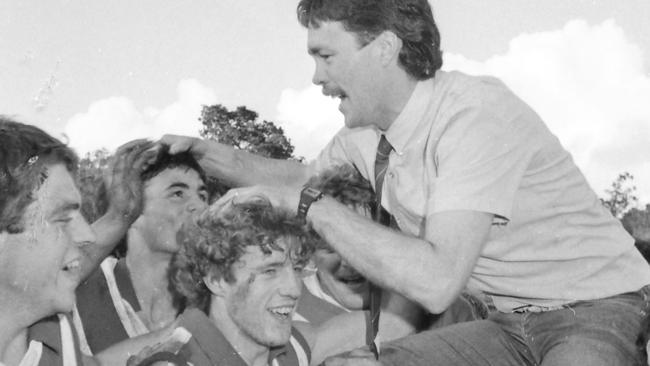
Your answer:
[82,210,129,280]
[198,141,309,187]
[307,197,489,313]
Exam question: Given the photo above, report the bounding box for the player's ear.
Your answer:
[203,273,227,297]
[375,30,402,67]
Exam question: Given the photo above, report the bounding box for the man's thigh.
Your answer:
[422,292,489,331]
[531,286,650,366]
[380,320,529,366]
[541,337,638,366]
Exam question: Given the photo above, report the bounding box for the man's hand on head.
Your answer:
[103,139,159,225]
[158,134,209,161]
[212,185,302,215]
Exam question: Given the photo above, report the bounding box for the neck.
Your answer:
[126,231,177,331]
[0,296,39,364]
[376,71,419,131]
[208,301,270,366]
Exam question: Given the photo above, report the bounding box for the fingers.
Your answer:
[110,139,158,175]
[115,139,153,156]
[133,144,162,172]
[157,328,191,355]
[322,352,385,366]
[210,189,240,214]
[158,134,201,155]
[209,188,270,217]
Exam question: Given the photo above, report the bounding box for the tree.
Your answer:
[622,205,650,263]
[600,172,638,219]
[77,148,111,223]
[199,104,300,196]
[199,104,295,160]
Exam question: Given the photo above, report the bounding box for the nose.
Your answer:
[312,60,326,86]
[340,258,354,271]
[279,266,302,299]
[187,193,208,214]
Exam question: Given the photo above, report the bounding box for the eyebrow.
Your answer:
[49,202,80,218]
[167,182,208,192]
[253,258,288,272]
[167,182,190,190]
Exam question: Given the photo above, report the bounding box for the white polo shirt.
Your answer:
[309,70,650,312]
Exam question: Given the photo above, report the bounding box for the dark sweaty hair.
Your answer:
[1,117,79,234]
[169,200,314,313]
[297,0,443,80]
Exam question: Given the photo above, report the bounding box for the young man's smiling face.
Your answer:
[134,166,208,253]
[314,204,370,310]
[308,21,387,130]
[314,247,369,310]
[216,237,304,348]
[0,163,95,317]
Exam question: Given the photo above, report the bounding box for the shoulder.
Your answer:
[297,293,347,326]
[275,327,311,366]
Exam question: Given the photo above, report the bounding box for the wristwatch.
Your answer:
[297,186,324,223]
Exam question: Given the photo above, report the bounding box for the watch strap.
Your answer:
[297,186,324,223]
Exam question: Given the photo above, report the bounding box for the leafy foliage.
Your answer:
[199,104,299,196]
[600,172,638,219]
[199,104,295,159]
[77,148,111,222]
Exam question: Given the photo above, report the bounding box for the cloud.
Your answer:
[276,85,343,159]
[64,79,217,154]
[443,19,650,203]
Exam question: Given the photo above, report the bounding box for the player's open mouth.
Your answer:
[338,274,365,285]
[62,258,80,272]
[269,305,295,320]
[61,258,82,283]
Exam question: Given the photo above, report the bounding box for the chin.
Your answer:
[53,293,76,313]
[340,297,366,311]
[262,331,292,348]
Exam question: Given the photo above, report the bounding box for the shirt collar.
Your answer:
[115,258,141,311]
[385,76,437,155]
[178,308,288,365]
[28,315,61,355]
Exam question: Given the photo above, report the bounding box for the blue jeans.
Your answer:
[380,286,650,366]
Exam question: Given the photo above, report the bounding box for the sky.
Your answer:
[1,0,650,204]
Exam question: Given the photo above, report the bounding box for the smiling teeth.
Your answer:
[64,259,80,271]
[271,307,293,316]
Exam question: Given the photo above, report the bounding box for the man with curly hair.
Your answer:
[159,0,650,365]
[168,201,313,366]
[166,201,416,366]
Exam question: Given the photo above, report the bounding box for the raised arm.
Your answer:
[81,140,157,280]
[159,134,310,188]
[307,197,493,314]
[216,185,492,315]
